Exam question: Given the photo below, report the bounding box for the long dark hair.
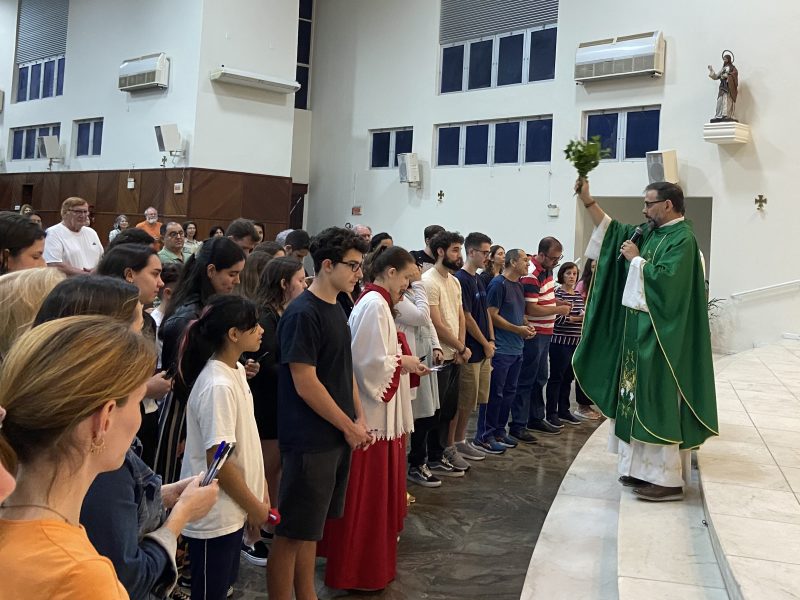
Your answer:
[363,245,415,283]
[164,237,245,321]
[255,257,304,315]
[33,275,140,326]
[236,251,274,300]
[0,212,46,274]
[175,295,258,397]
[579,258,595,288]
[484,244,504,277]
[97,244,157,279]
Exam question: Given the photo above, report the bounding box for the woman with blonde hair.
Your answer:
[0,268,66,359]
[0,316,157,599]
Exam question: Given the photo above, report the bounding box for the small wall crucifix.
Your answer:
[755,194,767,210]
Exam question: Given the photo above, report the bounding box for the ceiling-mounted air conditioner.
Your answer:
[209,67,300,94]
[575,31,665,83]
[119,53,170,92]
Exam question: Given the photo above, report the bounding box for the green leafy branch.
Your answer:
[564,136,612,178]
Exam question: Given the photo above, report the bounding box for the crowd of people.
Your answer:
[0,199,601,600]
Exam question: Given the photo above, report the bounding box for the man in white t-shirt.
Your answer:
[44,197,103,275]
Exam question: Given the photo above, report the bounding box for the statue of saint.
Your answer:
[708,51,738,122]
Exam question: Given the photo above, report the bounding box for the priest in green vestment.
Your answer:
[572,178,718,502]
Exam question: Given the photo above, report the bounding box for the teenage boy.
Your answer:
[226,218,260,256]
[453,232,495,461]
[268,227,373,600]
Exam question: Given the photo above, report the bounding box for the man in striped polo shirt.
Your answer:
[509,237,571,442]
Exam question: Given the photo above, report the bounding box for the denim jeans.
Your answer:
[476,352,523,441]
[545,342,577,419]
[509,333,551,434]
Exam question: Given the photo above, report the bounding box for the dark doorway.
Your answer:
[289,183,307,230]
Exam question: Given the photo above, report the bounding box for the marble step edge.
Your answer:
[697,459,744,600]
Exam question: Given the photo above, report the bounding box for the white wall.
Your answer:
[191,0,298,176]
[307,0,800,352]
[0,0,300,178]
[0,0,203,172]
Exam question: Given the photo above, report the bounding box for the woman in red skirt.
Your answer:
[317,245,428,591]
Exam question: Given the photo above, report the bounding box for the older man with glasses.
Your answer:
[43,197,103,276]
[158,221,190,264]
[508,237,572,442]
[136,207,163,251]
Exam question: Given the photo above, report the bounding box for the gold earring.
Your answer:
[89,437,106,455]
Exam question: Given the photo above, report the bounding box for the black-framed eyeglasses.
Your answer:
[644,199,668,208]
[472,249,491,256]
[337,260,363,273]
[166,231,185,238]
[546,254,563,263]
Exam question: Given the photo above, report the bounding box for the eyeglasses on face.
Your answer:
[69,209,90,215]
[546,254,563,263]
[337,260,363,273]
[166,231,185,238]
[644,199,668,208]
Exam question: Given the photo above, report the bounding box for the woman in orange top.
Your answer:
[0,316,157,599]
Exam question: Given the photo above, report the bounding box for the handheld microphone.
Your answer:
[618,226,644,261]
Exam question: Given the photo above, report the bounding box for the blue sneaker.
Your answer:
[494,435,518,449]
[472,438,506,455]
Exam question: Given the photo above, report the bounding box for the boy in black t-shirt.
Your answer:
[268,227,373,600]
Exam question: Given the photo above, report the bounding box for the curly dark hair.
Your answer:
[309,227,369,272]
[429,230,464,260]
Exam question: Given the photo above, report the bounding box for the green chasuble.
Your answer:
[573,219,718,450]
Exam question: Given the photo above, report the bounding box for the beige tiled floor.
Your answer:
[699,339,800,600]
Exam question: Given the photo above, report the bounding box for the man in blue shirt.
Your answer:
[454,232,495,461]
[474,249,537,452]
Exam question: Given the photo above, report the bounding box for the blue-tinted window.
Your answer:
[29,63,41,100]
[371,131,390,168]
[297,20,312,65]
[42,60,55,97]
[530,27,557,82]
[438,127,460,166]
[12,130,24,160]
[494,122,520,164]
[76,122,91,156]
[24,129,36,159]
[468,40,493,90]
[295,65,309,109]
[52,125,60,139]
[394,130,413,166]
[465,124,489,165]
[625,109,660,159]
[17,66,28,102]
[56,58,65,95]
[587,113,618,159]
[497,34,523,86]
[441,45,464,93]
[525,119,553,162]
[92,121,103,156]
[299,0,312,20]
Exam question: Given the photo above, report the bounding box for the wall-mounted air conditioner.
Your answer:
[209,67,300,94]
[575,31,665,83]
[646,150,678,184]
[398,153,420,185]
[119,53,170,92]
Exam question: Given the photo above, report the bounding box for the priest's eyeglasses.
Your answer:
[643,199,667,208]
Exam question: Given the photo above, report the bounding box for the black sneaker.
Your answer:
[545,415,564,428]
[241,540,269,566]
[428,457,465,478]
[407,464,442,487]
[528,419,561,435]
[559,412,582,426]
[509,430,537,444]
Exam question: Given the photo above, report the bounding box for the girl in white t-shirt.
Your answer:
[176,295,269,600]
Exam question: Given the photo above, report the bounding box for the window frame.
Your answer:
[295,1,314,110]
[368,127,414,170]
[434,115,553,168]
[9,123,60,161]
[14,54,65,103]
[584,105,661,162]
[73,117,104,158]
[438,23,557,95]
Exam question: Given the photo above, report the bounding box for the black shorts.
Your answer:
[276,444,352,541]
